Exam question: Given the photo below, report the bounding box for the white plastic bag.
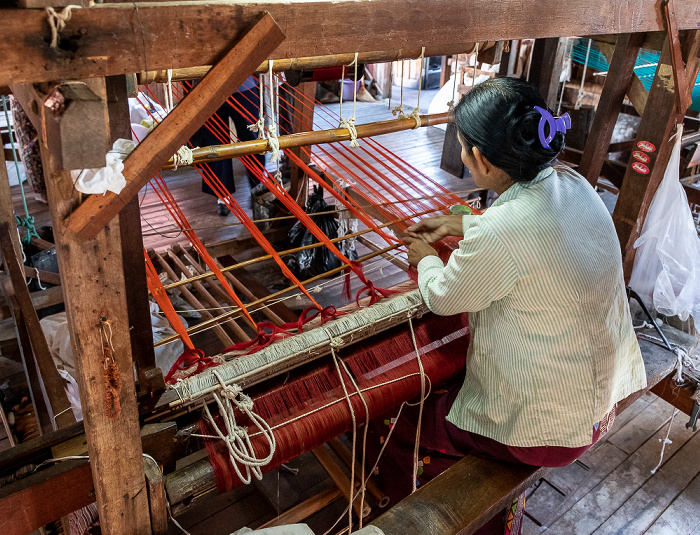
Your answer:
[629,124,700,330]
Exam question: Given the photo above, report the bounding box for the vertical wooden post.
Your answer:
[289,81,317,205]
[578,33,644,187]
[0,133,54,434]
[528,38,567,109]
[612,32,700,280]
[40,78,151,534]
[106,75,165,399]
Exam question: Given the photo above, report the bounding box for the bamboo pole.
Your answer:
[153,243,402,348]
[162,112,452,170]
[139,44,481,85]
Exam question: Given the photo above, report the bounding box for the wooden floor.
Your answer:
[524,394,700,535]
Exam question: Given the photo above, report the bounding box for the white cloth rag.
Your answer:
[70,138,135,195]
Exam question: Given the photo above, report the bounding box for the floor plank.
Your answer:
[541,400,697,535]
[593,429,700,535]
[645,471,700,535]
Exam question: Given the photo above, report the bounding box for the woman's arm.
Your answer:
[417,220,518,315]
[405,215,465,243]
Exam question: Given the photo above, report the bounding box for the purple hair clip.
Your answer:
[534,106,571,149]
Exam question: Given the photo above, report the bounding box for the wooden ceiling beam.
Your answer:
[3,0,700,86]
[63,12,285,240]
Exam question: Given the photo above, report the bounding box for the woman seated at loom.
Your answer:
[368,77,646,534]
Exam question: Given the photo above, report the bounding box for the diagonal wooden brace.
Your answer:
[663,0,692,115]
[63,12,285,241]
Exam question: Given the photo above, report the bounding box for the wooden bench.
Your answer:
[371,324,697,535]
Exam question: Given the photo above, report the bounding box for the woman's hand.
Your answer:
[405,215,463,243]
[406,238,439,267]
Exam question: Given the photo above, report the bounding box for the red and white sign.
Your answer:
[632,151,650,164]
[632,162,650,175]
[637,140,656,153]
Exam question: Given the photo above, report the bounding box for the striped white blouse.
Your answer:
[417,165,647,448]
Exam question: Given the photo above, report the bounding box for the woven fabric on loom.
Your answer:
[201,311,469,493]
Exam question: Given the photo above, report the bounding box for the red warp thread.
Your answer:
[201,312,469,492]
[165,349,219,385]
[101,340,121,419]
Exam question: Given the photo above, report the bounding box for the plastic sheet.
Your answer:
[629,124,700,330]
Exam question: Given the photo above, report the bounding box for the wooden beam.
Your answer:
[290,81,317,204]
[651,375,697,415]
[144,458,169,535]
[40,76,151,534]
[0,420,85,476]
[612,32,700,279]
[42,82,109,170]
[0,224,76,429]
[372,457,545,535]
[64,13,285,241]
[596,40,648,115]
[529,38,567,109]
[0,460,94,535]
[4,1,700,87]
[139,44,478,85]
[578,33,645,187]
[107,74,165,399]
[160,111,451,171]
[0,283,54,434]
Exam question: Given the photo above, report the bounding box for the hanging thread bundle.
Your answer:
[99,318,122,419]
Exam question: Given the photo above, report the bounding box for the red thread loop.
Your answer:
[165,349,218,385]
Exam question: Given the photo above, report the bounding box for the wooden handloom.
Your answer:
[1,1,700,534]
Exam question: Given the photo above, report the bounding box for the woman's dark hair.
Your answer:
[454,77,564,183]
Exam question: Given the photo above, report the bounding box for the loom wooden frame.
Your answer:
[3,0,700,533]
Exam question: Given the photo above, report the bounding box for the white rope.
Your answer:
[407,313,427,493]
[447,54,459,111]
[199,370,276,485]
[472,43,480,89]
[165,69,174,113]
[650,409,679,475]
[575,39,592,110]
[409,47,426,129]
[262,63,283,180]
[327,333,357,534]
[34,267,47,291]
[248,72,266,139]
[46,6,81,49]
[339,53,361,149]
[392,60,407,118]
[337,357,371,528]
[171,145,195,171]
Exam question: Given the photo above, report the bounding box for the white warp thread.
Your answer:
[173,290,426,402]
[650,409,679,475]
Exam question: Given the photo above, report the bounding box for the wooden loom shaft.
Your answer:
[175,245,286,327]
[312,445,371,519]
[138,44,485,85]
[151,249,246,346]
[158,204,448,294]
[153,243,403,348]
[162,112,452,170]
